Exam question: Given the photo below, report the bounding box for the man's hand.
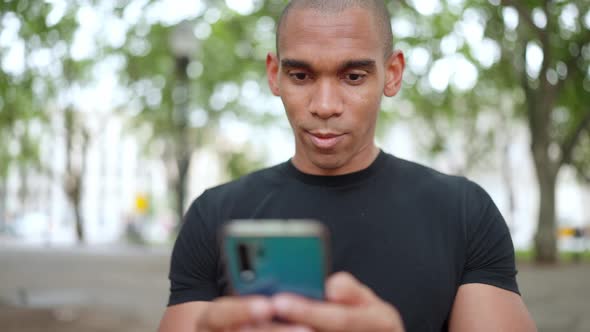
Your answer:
[197,296,271,331]
[198,296,311,332]
[197,272,404,332]
[270,272,405,332]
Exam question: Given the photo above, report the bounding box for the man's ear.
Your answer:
[266,52,280,96]
[384,50,405,97]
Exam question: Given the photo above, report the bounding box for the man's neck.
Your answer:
[291,144,380,176]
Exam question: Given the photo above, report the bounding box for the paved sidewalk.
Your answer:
[0,243,588,331]
[517,263,590,332]
[0,244,170,331]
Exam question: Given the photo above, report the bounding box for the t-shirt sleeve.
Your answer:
[167,191,221,306]
[460,180,520,295]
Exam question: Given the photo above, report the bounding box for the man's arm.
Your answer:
[448,283,537,332]
[158,302,209,332]
[451,181,535,330]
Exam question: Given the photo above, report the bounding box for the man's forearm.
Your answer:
[158,302,209,332]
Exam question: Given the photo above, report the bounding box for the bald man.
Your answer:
[158,1,536,331]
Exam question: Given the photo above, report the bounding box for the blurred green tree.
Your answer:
[394,0,589,263]
[0,0,96,242]
[118,0,282,228]
[0,1,52,229]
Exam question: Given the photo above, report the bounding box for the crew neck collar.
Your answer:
[281,150,388,187]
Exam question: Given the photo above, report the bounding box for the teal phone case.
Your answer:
[223,221,329,300]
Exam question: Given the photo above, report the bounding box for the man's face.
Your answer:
[267,7,404,175]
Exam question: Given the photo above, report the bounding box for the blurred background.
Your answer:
[0,0,588,331]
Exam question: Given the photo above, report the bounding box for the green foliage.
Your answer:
[390,0,589,177]
[1,1,99,241]
[224,150,267,180]
[516,249,590,263]
[0,0,76,180]
[119,1,282,149]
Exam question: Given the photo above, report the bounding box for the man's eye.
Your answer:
[290,73,308,81]
[346,73,365,81]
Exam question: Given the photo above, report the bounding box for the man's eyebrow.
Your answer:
[280,59,377,71]
[339,59,376,71]
[281,59,312,70]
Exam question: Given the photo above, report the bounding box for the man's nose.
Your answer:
[309,78,343,119]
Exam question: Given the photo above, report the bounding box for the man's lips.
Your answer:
[306,131,346,149]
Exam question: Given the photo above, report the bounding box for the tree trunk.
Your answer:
[501,142,516,231]
[64,108,88,244]
[18,165,29,211]
[0,180,6,231]
[65,170,85,243]
[532,157,558,263]
[524,32,560,263]
[74,202,84,242]
[529,80,559,262]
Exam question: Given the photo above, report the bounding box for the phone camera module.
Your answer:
[237,243,256,282]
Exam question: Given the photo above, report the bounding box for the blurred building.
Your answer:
[1,111,225,245]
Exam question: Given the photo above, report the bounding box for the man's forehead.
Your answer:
[279,7,377,38]
[277,7,382,58]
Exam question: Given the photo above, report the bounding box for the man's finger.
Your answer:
[272,294,401,332]
[271,293,366,332]
[325,272,375,305]
[199,296,273,330]
[237,322,313,332]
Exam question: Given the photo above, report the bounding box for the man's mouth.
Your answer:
[306,131,346,149]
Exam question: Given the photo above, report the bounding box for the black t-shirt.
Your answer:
[168,150,519,332]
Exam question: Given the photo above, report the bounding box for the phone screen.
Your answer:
[222,220,329,300]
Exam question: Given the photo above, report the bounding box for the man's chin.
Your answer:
[309,154,347,172]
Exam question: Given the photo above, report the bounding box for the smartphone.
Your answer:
[222,219,330,300]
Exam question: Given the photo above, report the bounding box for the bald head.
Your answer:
[276,0,393,59]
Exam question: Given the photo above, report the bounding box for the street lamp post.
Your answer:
[169,21,198,231]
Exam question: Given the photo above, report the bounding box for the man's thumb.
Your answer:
[325,271,375,305]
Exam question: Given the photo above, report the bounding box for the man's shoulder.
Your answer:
[385,153,469,190]
[382,153,496,212]
[390,155,499,218]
